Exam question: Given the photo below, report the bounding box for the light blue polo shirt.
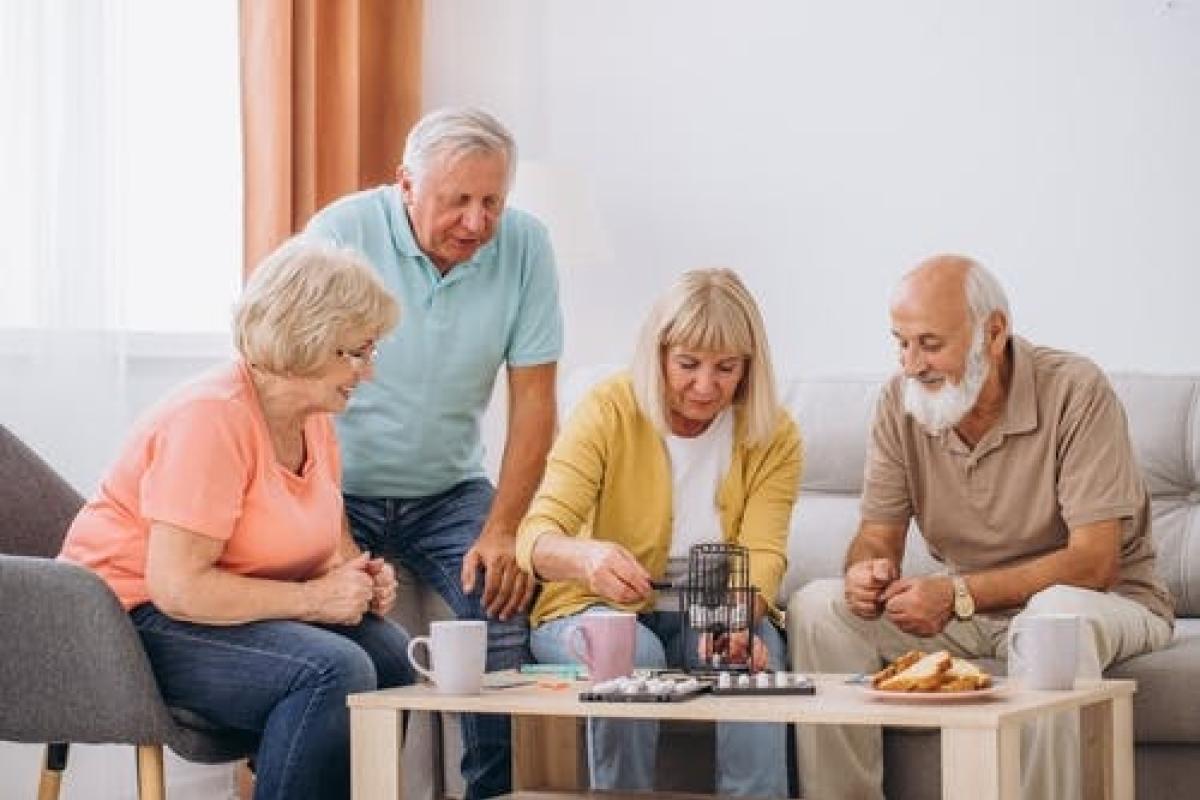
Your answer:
[305,186,563,498]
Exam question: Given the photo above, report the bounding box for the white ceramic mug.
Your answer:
[567,611,636,682]
[1008,613,1081,690]
[407,620,487,694]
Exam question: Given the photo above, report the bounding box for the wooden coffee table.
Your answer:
[348,672,1134,800]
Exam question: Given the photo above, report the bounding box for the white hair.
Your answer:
[402,107,516,187]
[964,259,1012,332]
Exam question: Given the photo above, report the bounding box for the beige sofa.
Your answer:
[398,369,1200,798]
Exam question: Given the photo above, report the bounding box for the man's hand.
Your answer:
[578,540,652,604]
[844,558,899,619]
[880,575,954,637]
[364,556,398,616]
[461,526,535,621]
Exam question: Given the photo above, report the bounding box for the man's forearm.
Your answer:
[963,520,1121,613]
[483,366,557,538]
[843,520,907,573]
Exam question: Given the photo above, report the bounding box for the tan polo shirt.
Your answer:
[862,336,1173,622]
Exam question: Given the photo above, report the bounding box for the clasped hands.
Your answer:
[304,552,397,626]
[844,558,954,637]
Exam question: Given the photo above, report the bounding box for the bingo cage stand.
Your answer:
[677,543,759,674]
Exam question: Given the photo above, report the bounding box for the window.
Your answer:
[0,0,242,334]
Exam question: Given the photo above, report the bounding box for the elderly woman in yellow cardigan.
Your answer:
[515,268,802,798]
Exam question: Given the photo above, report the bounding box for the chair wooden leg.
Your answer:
[136,744,165,800]
[236,758,256,800]
[37,743,69,800]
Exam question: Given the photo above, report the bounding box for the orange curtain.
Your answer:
[240,0,423,275]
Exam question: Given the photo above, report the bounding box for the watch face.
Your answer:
[953,579,974,619]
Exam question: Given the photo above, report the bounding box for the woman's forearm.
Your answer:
[529,531,590,583]
[149,566,314,626]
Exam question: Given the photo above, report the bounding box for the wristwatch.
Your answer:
[951,575,975,621]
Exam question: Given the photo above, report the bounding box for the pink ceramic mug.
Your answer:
[568,611,636,682]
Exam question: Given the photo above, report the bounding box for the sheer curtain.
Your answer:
[0,4,240,794]
[0,0,241,497]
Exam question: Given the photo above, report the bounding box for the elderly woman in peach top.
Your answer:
[59,239,412,800]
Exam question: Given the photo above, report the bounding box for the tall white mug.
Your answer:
[1008,613,1081,690]
[407,620,487,694]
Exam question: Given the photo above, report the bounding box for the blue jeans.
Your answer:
[130,604,415,800]
[344,478,526,800]
[531,607,788,798]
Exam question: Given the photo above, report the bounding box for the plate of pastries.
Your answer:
[865,650,1003,702]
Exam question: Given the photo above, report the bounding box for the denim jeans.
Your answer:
[130,604,415,800]
[531,606,788,798]
[344,478,527,800]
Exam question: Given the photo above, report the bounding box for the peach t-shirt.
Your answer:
[59,360,343,610]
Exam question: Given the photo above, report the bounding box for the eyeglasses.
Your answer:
[335,342,379,370]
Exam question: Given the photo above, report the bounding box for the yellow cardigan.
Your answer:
[516,373,803,628]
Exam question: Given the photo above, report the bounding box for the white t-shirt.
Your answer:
[664,408,734,560]
[657,410,734,611]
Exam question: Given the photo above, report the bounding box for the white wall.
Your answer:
[424,0,1200,380]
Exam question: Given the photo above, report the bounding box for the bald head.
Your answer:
[892,254,1011,335]
[892,254,975,329]
[889,254,1012,427]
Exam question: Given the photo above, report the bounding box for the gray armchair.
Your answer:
[0,424,256,799]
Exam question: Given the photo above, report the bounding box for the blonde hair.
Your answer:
[630,268,781,447]
[234,238,400,376]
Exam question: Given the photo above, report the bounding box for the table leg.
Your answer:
[512,715,585,791]
[1081,695,1134,800]
[352,706,405,800]
[941,724,1020,800]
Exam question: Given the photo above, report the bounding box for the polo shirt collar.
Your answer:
[938,335,1037,457]
[999,336,1038,436]
[384,186,500,280]
[385,185,423,258]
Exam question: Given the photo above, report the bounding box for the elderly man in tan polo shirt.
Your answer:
[790,254,1174,800]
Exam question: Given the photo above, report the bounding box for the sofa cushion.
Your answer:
[1106,618,1200,742]
[1109,376,1200,616]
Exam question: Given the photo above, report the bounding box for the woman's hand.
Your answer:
[365,556,399,616]
[698,629,770,671]
[579,540,653,604]
[302,552,374,625]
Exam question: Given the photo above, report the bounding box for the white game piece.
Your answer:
[737,674,751,688]
[775,672,789,688]
[756,672,770,689]
[717,671,732,688]
[677,678,701,693]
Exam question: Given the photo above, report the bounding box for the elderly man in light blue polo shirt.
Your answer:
[305,107,561,800]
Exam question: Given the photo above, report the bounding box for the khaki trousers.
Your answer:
[788,581,1172,800]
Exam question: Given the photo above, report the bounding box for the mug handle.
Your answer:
[1009,625,1029,660]
[407,635,436,683]
[567,625,592,670]
[1008,624,1030,680]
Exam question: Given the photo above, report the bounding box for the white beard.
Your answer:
[903,328,989,435]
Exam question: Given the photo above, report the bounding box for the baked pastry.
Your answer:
[872,650,992,692]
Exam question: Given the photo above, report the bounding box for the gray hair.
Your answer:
[964,259,1013,332]
[402,107,517,187]
[234,238,399,377]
